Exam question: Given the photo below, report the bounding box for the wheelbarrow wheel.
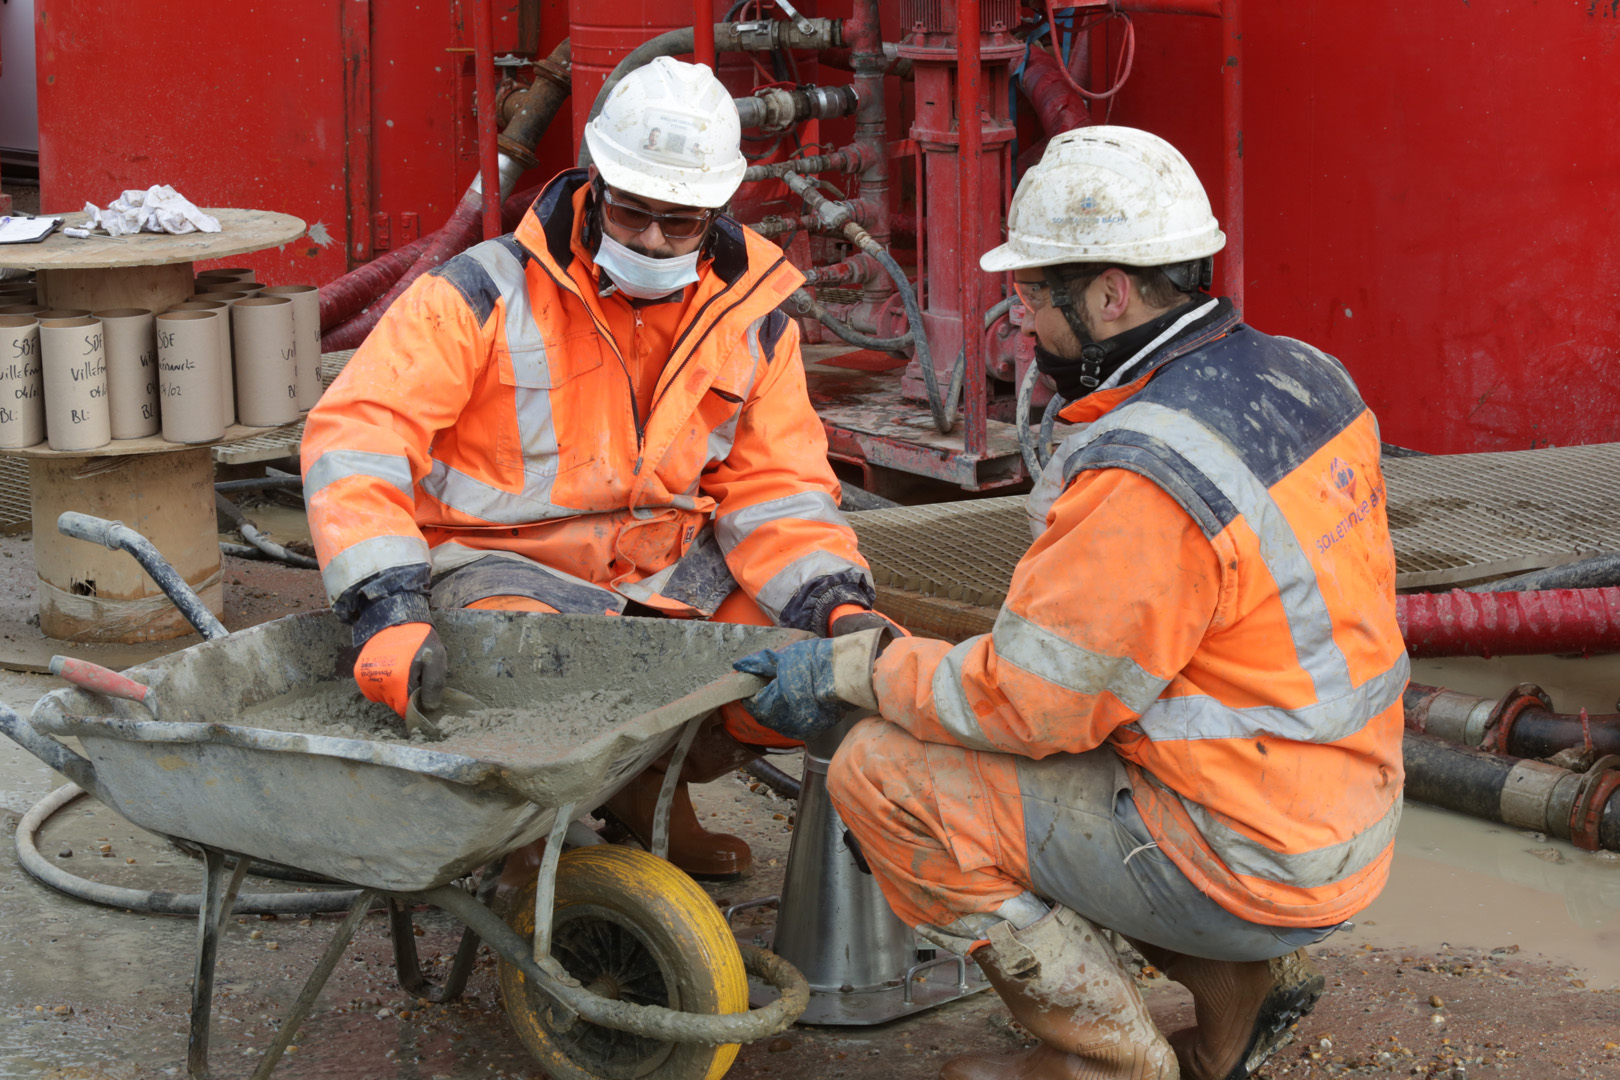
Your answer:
[498,845,749,1080]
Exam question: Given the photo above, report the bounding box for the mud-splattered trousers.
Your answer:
[829,306,1410,957]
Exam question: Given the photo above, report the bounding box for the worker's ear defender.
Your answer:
[1161,255,1215,294]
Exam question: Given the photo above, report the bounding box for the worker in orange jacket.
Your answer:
[302,57,899,881]
[737,127,1408,1080]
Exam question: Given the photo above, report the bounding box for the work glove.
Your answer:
[828,604,909,644]
[733,627,886,741]
[354,622,446,719]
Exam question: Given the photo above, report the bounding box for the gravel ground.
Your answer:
[0,510,1617,1080]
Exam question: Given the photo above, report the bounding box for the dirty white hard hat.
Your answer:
[584,57,746,209]
[980,126,1226,273]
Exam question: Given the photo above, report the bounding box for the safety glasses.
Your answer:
[1012,267,1114,311]
[601,187,715,241]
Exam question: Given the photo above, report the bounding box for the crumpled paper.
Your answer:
[83,186,221,237]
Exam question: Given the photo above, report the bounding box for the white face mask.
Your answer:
[595,232,702,300]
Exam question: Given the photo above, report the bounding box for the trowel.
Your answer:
[404,687,483,740]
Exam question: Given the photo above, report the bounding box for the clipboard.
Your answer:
[0,217,65,245]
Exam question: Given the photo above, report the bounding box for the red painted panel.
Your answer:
[1115,2,1620,453]
[36,1,353,284]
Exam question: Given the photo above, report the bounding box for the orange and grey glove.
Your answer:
[828,603,909,646]
[353,622,446,719]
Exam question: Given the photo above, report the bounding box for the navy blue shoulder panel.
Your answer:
[1064,325,1367,537]
[758,308,792,364]
[426,236,530,328]
[1135,325,1368,488]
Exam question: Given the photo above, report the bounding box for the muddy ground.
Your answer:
[0,501,1617,1080]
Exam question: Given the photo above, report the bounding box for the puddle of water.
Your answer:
[1351,802,1620,989]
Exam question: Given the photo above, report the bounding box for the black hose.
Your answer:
[744,758,802,800]
[790,289,912,351]
[1468,553,1620,594]
[840,485,901,511]
[214,476,303,493]
[858,236,957,434]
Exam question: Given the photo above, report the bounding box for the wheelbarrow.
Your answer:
[0,513,811,1080]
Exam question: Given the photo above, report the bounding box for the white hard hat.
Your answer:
[980,126,1225,273]
[584,57,746,209]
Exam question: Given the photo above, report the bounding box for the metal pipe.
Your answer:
[472,0,503,241]
[743,144,871,182]
[846,0,893,316]
[1395,587,1620,658]
[1018,41,1090,140]
[1221,0,1244,310]
[1404,681,1620,760]
[694,0,716,68]
[958,0,987,457]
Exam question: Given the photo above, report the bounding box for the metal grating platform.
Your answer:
[849,444,1620,628]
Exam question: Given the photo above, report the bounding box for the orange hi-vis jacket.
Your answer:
[302,170,874,637]
[871,300,1408,928]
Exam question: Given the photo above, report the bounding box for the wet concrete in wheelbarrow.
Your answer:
[0,524,1619,1078]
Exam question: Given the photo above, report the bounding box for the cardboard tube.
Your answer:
[232,296,298,426]
[155,311,225,444]
[169,300,236,426]
[0,315,45,448]
[195,268,255,287]
[0,303,46,317]
[38,316,111,451]
[261,285,322,408]
[37,309,91,320]
[93,308,162,439]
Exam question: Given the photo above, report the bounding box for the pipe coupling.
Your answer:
[717,17,843,52]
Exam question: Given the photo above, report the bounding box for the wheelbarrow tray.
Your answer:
[30,610,803,892]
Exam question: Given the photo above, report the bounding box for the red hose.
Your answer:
[320,184,544,352]
[1020,42,1092,138]
[1397,587,1620,658]
[319,235,432,332]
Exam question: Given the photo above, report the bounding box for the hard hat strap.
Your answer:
[1043,266,1110,390]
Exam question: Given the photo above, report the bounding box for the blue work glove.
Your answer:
[733,628,887,742]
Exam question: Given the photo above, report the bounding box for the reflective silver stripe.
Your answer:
[1180,789,1402,889]
[418,238,571,524]
[714,490,847,553]
[1080,400,1353,702]
[706,322,763,466]
[1136,652,1409,744]
[419,459,578,523]
[991,607,1170,714]
[322,534,431,601]
[929,637,1000,751]
[304,449,414,502]
[753,548,870,622]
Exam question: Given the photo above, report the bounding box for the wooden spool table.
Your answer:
[0,209,308,643]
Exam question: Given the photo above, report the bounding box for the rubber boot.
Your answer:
[940,907,1178,1080]
[1158,949,1325,1080]
[599,715,758,880]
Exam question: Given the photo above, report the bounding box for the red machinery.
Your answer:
[34,0,1620,486]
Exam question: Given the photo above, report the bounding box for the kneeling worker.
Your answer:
[737,127,1407,1080]
[302,58,899,881]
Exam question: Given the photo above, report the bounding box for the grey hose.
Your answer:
[215,493,319,570]
[15,784,367,916]
[1467,552,1620,594]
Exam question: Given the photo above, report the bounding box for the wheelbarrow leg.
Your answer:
[187,849,250,1079]
[247,888,377,1080]
[388,857,505,1002]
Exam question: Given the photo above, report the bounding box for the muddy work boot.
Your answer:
[599,715,758,880]
[1162,949,1325,1080]
[941,906,1177,1080]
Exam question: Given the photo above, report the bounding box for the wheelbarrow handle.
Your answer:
[0,703,100,797]
[49,656,158,717]
[57,512,230,642]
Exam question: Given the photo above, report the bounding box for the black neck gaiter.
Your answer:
[1034,295,1210,401]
